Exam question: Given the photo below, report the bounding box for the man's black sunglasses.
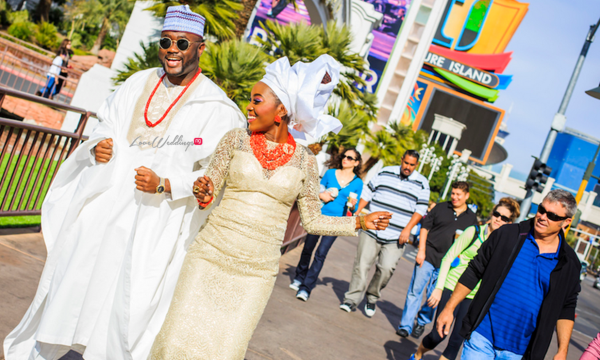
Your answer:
[159,37,201,51]
[492,211,511,223]
[343,155,357,161]
[537,204,569,221]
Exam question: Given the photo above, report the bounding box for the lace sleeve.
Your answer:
[200,128,243,208]
[296,149,358,236]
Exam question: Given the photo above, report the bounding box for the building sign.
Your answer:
[424,51,499,88]
[433,0,528,54]
[361,0,411,93]
[246,0,311,47]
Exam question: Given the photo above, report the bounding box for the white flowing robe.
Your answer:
[4,68,246,360]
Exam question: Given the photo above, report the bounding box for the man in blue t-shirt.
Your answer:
[436,190,581,360]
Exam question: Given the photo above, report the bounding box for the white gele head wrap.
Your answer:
[162,5,206,38]
[260,54,343,139]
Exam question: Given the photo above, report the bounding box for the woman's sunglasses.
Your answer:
[492,211,511,223]
[159,37,201,51]
[343,155,357,161]
[537,204,569,221]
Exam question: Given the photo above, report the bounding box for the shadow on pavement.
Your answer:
[384,339,417,359]
[320,276,349,304]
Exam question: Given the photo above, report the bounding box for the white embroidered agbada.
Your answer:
[4,67,246,360]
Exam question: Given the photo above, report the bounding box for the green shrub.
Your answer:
[34,21,58,50]
[8,20,35,41]
[7,9,29,24]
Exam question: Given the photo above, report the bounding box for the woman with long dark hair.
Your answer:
[290,148,364,301]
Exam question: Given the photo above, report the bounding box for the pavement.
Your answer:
[0,233,596,360]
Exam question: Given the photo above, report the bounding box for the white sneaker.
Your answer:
[289,279,301,291]
[339,303,353,312]
[365,302,376,317]
[296,290,309,301]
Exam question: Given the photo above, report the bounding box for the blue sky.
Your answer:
[494,0,600,176]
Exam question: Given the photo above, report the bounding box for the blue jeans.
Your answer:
[294,234,337,294]
[40,75,58,98]
[461,331,523,360]
[398,260,439,333]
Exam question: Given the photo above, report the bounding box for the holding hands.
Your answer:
[193,175,214,205]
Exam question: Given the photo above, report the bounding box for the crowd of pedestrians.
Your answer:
[288,149,582,360]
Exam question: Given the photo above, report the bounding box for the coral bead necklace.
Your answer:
[144,69,202,128]
[250,131,296,170]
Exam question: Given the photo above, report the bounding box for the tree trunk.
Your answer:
[234,0,260,38]
[361,156,379,176]
[35,0,52,22]
[91,17,110,55]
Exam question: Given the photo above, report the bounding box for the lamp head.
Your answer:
[585,84,600,100]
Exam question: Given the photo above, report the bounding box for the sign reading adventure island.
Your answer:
[424,51,499,89]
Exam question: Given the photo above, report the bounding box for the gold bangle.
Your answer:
[359,215,367,231]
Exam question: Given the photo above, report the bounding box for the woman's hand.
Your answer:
[362,211,392,230]
[427,288,443,308]
[193,175,214,203]
[319,191,334,203]
[348,197,358,207]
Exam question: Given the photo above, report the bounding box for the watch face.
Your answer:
[157,185,165,193]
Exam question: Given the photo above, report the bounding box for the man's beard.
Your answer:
[160,55,198,78]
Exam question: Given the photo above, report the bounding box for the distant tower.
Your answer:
[428,114,467,156]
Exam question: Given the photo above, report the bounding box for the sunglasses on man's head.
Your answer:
[159,37,201,51]
[343,155,357,161]
[492,211,511,223]
[537,204,569,221]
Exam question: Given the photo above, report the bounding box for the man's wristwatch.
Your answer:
[156,177,165,194]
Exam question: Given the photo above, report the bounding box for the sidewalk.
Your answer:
[0,233,591,360]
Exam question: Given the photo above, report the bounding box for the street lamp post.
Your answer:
[518,17,600,222]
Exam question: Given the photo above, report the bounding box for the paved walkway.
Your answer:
[0,233,592,360]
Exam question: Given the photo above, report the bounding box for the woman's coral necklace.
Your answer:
[144,69,202,128]
[250,131,296,170]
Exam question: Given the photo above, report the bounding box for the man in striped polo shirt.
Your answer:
[340,150,430,317]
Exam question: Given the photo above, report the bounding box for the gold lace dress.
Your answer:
[149,128,357,359]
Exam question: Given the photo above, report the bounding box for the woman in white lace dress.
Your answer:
[149,55,392,359]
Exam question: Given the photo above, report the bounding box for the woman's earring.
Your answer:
[274,115,281,125]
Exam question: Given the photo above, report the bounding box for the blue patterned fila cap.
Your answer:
[162,5,206,38]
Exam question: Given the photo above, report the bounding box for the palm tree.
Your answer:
[200,38,269,111]
[257,20,324,64]
[147,0,243,41]
[362,129,397,173]
[69,0,133,55]
[113,41,162,85]
[322,99,371,155]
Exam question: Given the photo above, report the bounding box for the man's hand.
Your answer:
[135,166,160,193]
[399,228,411,246]
[95,138,113,163]
[427,288,443,308]
[552,354,567,360]
[416,250,426,267]
[436,307,454,338]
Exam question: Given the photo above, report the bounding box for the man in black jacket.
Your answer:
[437,190,581,360]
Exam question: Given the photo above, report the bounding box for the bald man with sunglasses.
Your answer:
[4,5,245,360]
[436,189,581,360]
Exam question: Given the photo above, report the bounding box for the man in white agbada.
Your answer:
[4,5,245,360]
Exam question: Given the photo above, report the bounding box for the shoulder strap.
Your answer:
[464,224,481,251]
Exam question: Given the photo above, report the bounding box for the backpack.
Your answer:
[450,224,481,268]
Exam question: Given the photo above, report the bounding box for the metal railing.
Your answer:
[0,86,93,217]
[0,36,82,105]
